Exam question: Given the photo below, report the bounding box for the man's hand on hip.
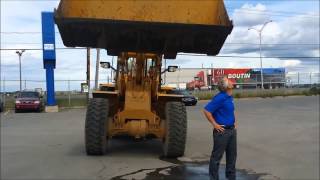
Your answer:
[213,123,225,132]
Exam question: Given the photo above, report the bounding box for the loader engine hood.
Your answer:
[54,0,233,58]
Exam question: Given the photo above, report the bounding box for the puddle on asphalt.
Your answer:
[144,161,268,180]
[112,158,270,180]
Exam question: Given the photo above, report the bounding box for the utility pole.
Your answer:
[164,59,167,84]
[68,79,71,107]
[111,56,114,83]
[3,77,5,108]
[94,49,100,90]
[177,66,181,89]
[310,72,312,88]
[0,47,2,102]
[15,50,25,92]
[249,20,272,89]
[86,48,90,100]
[297,72,300,87]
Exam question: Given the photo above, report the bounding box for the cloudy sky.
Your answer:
[1,0,319,91]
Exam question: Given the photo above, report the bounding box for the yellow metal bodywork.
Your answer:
[56,0,232,140]
[93,52,168,139]
[57,0,231,26]
[55,0,233,58]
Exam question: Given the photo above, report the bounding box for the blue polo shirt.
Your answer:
[204,92,235,126]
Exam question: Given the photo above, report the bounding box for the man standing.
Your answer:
[203,77,237,180]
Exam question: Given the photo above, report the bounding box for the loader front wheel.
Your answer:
[163,101,187,158]
[85,98,109,155]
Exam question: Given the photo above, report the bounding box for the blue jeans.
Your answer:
[209,129,237,180]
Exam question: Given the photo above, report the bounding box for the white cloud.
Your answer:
[283,60,301,67]
[311,49,320,57]
[232,3,270,27]
[224,2,319,75]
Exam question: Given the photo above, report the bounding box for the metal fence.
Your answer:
[166,72,320,89]
[0,72,319,92]
[0,72,319,109]
[0,80,101,109]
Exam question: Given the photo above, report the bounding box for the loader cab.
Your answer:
[99,83,115,91]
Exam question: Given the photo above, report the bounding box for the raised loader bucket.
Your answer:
[55,0,233,58]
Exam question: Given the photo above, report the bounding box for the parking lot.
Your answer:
[1,96,319,180]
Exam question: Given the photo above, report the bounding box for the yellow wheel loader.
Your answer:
[55,0,232,157]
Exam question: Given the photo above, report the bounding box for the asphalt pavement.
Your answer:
[1,96,319,180]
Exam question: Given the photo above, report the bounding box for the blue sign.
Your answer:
[41,12,56,106]
[42,12,56,68]
[252,68,286,75]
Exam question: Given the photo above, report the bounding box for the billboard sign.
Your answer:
[212,68,286,85]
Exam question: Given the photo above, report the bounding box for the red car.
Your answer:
[15,91,42,113]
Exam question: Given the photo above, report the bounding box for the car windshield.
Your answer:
[18,92,39,98]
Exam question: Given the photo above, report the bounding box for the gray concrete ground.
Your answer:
[1,96,319,180]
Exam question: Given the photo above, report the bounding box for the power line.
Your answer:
[177,53,320,58]
[1,46,318,52]
[0,31,60,34]
[0,48,87,51]
[1,42,319,46]
[1,42,44,45]
[0,47,318,58]
[221,48,319,51]
[1,48,319,58]
[224,43,319,46]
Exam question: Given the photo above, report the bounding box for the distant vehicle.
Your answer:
[187,68,286,90]
[211,68,286,89]
[172,90,198,106]
[0,97,3,112]
[15,91,43,113]
[187,71,206,90]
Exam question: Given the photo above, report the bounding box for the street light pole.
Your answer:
[249,20,272,89]
[15,50,25,92]
[259,31,263,89]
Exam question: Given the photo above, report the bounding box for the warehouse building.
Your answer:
[163,68,211,89]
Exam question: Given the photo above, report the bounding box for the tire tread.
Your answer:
[164,101,187,157]
[85,98,109,155]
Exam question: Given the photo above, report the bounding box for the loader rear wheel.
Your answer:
[163,101,187,158]
[85,98,109,155]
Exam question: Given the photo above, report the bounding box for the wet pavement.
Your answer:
[112,161,269,180]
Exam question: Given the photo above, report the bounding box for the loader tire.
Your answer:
[85,98,109,155]
[163,101,187,158]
